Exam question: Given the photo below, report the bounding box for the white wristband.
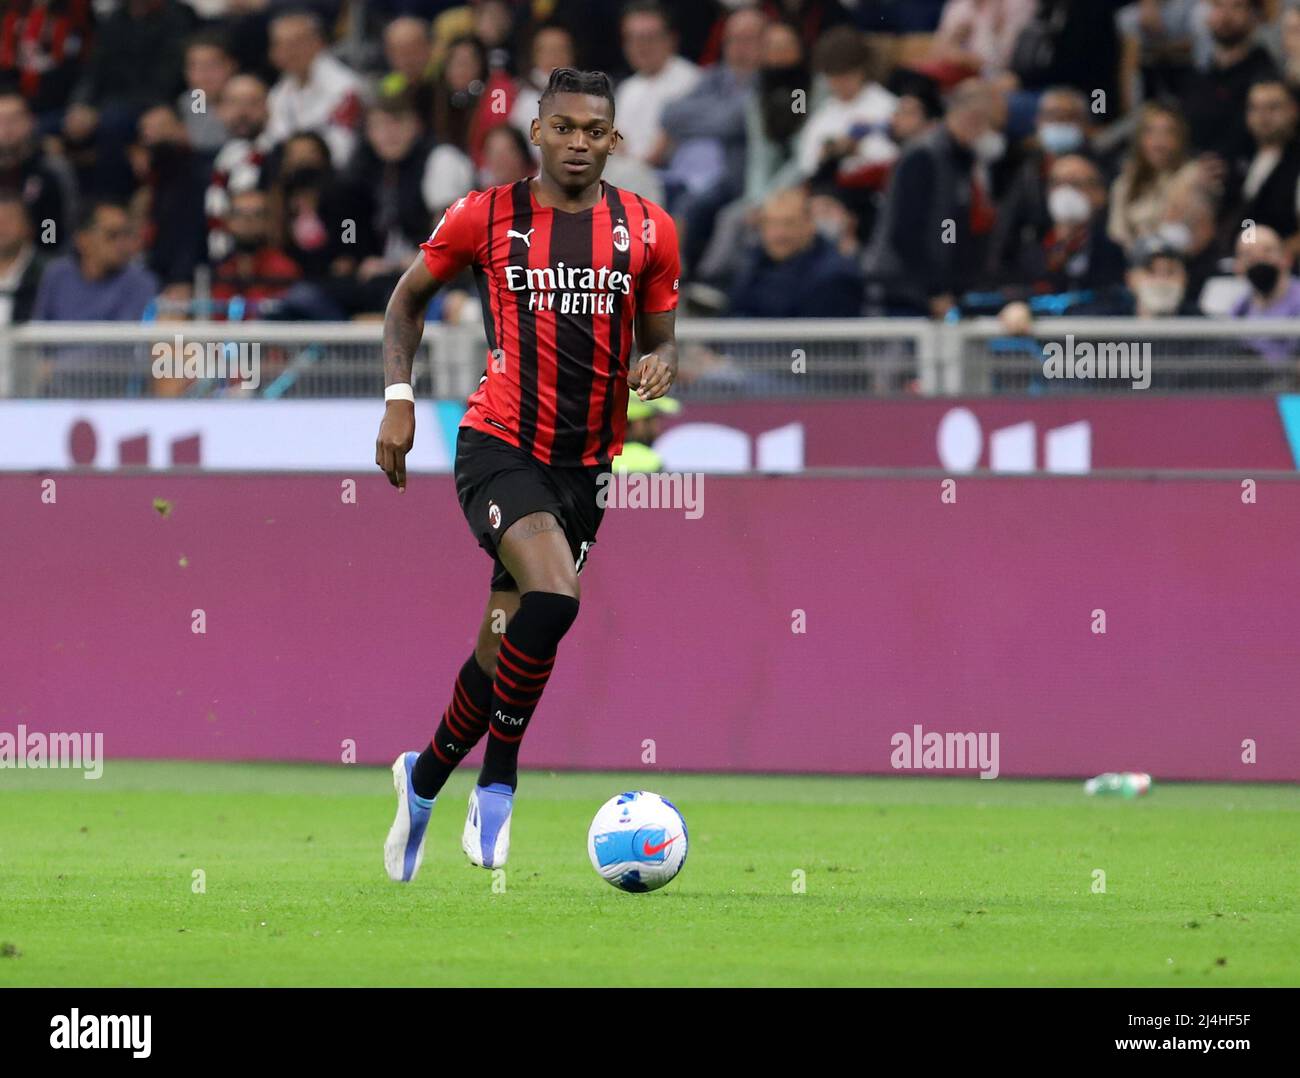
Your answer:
[385,383,414,403]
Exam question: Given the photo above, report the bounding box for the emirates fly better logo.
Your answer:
[504,262,632,314]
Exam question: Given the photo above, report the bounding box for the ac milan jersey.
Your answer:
[420,179,680,467]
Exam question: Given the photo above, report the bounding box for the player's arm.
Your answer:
[376,254,443,492]
[630,308,678,401]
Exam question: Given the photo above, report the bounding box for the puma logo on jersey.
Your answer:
[507,228,535,248]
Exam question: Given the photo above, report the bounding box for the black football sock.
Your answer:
[478,591,580,791]
[410,653,495,800]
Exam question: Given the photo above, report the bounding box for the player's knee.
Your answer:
[531,571,579,602]
[517,589,581,649]
[474,639,501,680]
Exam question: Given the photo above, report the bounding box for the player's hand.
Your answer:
[375,400,415,492]
[628,352,675,400]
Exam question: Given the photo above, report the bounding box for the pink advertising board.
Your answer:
[1,473,1296,781]
[663,397,1297,472]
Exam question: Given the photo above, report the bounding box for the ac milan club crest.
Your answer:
[612,222,630,253]
[488,501,501,529]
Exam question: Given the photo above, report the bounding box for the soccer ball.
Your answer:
[587,791,688,893]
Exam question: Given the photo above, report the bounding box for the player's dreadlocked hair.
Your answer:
[538,67,616,118]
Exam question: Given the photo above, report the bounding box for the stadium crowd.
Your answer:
[1,0,1300,345]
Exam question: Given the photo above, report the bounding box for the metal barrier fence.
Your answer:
[1,317,1297,399]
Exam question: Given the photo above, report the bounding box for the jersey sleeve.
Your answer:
[420,192,481,281]
[637,203,680,313]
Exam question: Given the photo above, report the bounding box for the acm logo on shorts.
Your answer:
[488,500,501,529]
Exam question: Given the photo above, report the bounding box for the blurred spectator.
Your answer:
[1115,0,1202,109]
[211,187,300,316]
[925,0,1037,87]
[1125,230,1198,316]
[509,24,578,146]
[206,74,273,263]
[67,0,189,113]
[692,19,813,289]
[63,0,191,199]
[0,92,75,247]
[469,0,518,74]
[1005,152,1127,301]
[1229,223,1300,364]
[265,10,366,167]
[728,186,865,317]
[1221,78,1300,256]
[432,35,491,160]
[130,103,208,292]
[1107,101,1199,250]
[753,0,850,55]
[269,130,358,281]
[1183,0,1277,175]
[31,200,158,320]
[349,90,470,252]
[380,17,437,126]
[0,194,45,324]
[888,77,944,148]
[547,0,627,74]
[271,90,469,321]
[1008,0,1123,121]
[615,2,701,166]
[0,0,94,120]
[796,27,897,183]
[864,79,1004,317]
[662,6,766,272]
[809,188,862,258]
[989,87,1092,279]
[476,124,535,188]
[611,395,680,473]
[1282,0,1300,91]
[1161,186,1224,307]
[743,20,816,205]
[181,32,238,155]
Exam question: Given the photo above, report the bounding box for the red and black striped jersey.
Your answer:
[420,179,680,467]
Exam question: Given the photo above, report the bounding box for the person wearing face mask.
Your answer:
[863,78,1005,317]
[988,86,1091,281]
[997,152,1128,316]
[1160,188,1223,310]
[211,189,301,320]
[269,131,360,284]
[1228,224,1300,366]
[1125,233,1196,318]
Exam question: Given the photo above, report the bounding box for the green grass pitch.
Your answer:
[0,763,1296,986]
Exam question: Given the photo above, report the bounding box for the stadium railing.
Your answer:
[1,317,1297,399]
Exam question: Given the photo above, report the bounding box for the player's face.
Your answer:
[532,93,618,191]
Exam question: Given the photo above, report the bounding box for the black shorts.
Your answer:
[453,426,606,591]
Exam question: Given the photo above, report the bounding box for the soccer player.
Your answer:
[376,68,680,882]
